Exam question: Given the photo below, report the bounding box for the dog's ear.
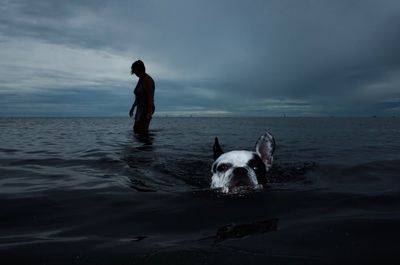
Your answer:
[213,137,224,160]
[255,132,275,170]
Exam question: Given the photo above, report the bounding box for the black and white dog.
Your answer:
[211,132,275,193]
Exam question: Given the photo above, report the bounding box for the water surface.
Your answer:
[1,117,399,264]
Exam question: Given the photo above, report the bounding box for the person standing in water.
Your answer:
[129,60,155,134]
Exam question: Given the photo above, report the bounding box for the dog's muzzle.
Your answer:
[230,167,251,187]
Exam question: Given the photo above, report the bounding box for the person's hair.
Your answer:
[131,60,145,73]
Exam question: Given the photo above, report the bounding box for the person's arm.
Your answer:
[129,98,137,117]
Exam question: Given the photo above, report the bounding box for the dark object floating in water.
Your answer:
[119,236,147,242]
[215,218,279,242]
[131,236,147,242]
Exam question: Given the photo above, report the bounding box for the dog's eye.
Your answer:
[252,166,259,171]
[217,163,231,172]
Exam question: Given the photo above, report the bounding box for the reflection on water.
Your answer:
[133,132,154,147]
[214,218,279,243]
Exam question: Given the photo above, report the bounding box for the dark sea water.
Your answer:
[1,117,400,264]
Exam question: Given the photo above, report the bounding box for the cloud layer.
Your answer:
[1,0,400,116]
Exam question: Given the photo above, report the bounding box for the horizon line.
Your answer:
[0,115,397,119]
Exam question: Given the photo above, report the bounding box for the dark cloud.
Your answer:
[1,0,400,116]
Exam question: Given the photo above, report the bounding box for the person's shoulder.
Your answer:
[146,73,154,81]
[145,74,155,85]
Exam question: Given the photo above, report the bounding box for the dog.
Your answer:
[211,132,275,193]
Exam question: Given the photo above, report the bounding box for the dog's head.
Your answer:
[211,132,275,192]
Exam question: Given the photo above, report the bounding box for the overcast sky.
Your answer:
[1,0,400,117]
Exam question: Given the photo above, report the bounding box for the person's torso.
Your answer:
[134,74,155,121]
[134,74,155,106]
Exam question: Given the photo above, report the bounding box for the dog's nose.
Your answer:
[231,167,251,186]
[233,167,248,177]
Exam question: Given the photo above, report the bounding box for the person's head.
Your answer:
[131,60,146,77]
